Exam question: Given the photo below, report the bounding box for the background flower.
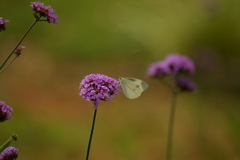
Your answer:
[0,17,9,32]
[164,54,195,76]
[147,54,195,78]
[176,77,196,92]
[0,101,13,123]
[148,53,196,92]
[30,2,59,24]
[147,61,168,78]
[0,146,19,160]
[14,46,25,56]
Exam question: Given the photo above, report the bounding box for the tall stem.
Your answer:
[166,91,177,160]
[0,134,18,153]
[0,17,40,71]
[86,109,98,160]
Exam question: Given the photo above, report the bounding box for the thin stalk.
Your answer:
[166,91,177,160]
[0,17,40,71]
[0,55,18,72]
[86,109,98,160]
[0,134,18,153]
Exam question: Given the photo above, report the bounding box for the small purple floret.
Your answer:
[30,2,59,24]
[176,77,196,92]
[147,61,168,78]
[164,54,195,76]
[0,146,19,160]
[14,46,25,56]
[79,74,120,108]
[0,101,13,123]
[0,17,9,32]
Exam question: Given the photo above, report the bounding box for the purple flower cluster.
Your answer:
[79,74,120,108]
[30,2,59,24]
[164,54,195,75]
[0,17,9,32]
[175,77,196,92]
[0,146,19,160]
[148,54,195,78]
[147,53,196,92]
[0,101,13,123]
[147,61,168,78]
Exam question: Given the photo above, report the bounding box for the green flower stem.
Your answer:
[86,109,98,160]
[0,17,41,72]
[0,134,17,153]
[0,55,18,73]
[166,91,177,160]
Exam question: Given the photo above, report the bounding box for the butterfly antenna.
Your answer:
[113,71,120,77]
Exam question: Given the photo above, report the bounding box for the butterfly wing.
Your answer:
[120,77,149,99]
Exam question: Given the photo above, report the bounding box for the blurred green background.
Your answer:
[1,0,240,159]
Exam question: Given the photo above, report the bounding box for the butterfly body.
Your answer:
[119,77,148,99]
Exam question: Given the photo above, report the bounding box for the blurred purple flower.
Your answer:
[79,74,120,108]
[30,2,59,24]
[0,146,19,160]
[0,17,9,32]
[164,54,195,76]
[14,46,25,56]
[147,61,168,78]
[148,53,196,92]
[176,77,196,92]
[0,101,13,123]
[147,54,195,78]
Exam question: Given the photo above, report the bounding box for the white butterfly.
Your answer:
[119,77,149,99]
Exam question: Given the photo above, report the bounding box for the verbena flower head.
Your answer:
[0,101,13,123]
[0,17,9,32]
[176,77,196,92]
[164,54,195,76]
[30,2,59,24]
[147,54,195,78]
[147,61,168,78]
[147,53,196,92]
[79,74,120,108]
[0,146,19,160]
[14,46,25,57]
